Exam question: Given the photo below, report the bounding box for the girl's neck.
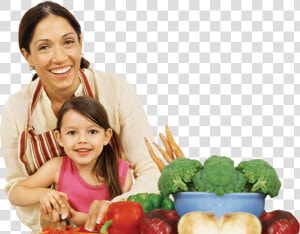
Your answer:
[75,161,103,186]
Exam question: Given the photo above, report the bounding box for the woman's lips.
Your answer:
[49,66,72,78]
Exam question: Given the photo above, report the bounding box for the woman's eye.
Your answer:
[67,131,76,135]
[39,45,49,50]
[65,39,74,45]
[89,130,97,134]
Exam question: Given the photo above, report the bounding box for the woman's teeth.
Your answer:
[51,66,71,74]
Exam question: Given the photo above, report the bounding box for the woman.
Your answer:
[1,1,160,232]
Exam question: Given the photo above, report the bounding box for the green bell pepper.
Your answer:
[127,193,175,213]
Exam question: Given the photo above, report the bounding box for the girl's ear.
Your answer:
[54,130,64,147]
[104,128,113,145]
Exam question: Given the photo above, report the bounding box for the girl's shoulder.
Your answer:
[44,156,64,183]
[117,158,130,174]
[43,156,64,170]
[117,158,130,166]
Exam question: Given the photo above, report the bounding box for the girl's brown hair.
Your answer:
[18,1,89,81]
[57,96,123,199]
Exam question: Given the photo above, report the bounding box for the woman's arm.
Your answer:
[9,157,67,212]
[113,77,161,200]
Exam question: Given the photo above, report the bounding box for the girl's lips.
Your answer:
[75,148,91,157]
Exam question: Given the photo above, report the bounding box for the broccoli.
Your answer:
[236,159,281,198]
[158,158,203,196]
[192,155,247,196]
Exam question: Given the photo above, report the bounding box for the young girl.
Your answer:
[8,96,133,228]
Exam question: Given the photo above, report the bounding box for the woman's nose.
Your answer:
[52,46,68,63]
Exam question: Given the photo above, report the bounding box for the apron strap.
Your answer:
[19,69,94,175]
[79,69,94,99]
[28,69,94,127]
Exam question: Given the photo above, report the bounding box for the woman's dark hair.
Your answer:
[19,1,90,81]
[57,96,123,199]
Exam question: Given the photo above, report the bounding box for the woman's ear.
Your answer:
[79,34,83,51]
[54,130,64,147]
[104,128,113,145]
[21,48,33,67]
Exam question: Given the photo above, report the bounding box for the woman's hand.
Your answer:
[39,188,68,215]
[84,200,110,232]
[39,189,69,221]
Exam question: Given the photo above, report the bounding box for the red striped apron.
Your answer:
[18,69,94,175]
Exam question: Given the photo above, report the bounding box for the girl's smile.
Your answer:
[55,110,112,170]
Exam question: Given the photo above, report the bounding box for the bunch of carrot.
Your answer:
[144,125,185,172]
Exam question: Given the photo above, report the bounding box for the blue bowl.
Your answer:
[173,192,266,218]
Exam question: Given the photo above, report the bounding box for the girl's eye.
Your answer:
[89,130,97,134]
[67,131,76,135]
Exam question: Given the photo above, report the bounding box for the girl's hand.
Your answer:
[38,188,68,218]
[69,206,88,227]
[84,200,110,232]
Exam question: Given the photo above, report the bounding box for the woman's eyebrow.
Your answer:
[34,32,76,45]
[34,39,50,45]
[62,32,76,38]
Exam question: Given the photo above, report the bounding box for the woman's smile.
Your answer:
[49,65,72,79]
[23,14,82,96]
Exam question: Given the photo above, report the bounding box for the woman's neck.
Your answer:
[43,78,81,116]
[46,90,73,117]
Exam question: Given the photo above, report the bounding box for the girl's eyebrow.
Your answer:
[34,32,76,45]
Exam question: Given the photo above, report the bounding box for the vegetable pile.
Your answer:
[41,125,300,234]
[146,126,281,198]
[158,155,281,198]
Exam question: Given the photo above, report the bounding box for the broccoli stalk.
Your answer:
[158,158,203,196]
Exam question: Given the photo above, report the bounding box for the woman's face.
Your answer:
[22,14,82,95]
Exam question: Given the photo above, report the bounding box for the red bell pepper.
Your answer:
[99,201,144,234]
[41,226,91,233]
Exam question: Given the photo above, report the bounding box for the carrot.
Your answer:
[165,125,185,158]
[152,142,174,164]
[144,137,165,172]
[159,133,174,160]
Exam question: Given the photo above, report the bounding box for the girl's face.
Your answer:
[22,14,82,95]
[55,110,112,170]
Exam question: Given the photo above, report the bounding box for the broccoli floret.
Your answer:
[236,159,281,198]
[192,155,247,196]
[158,158,203,196]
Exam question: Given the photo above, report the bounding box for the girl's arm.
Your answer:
[122,169,133,193]
[8,157,67,212]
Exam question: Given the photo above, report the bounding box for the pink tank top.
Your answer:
[58,156,129,213]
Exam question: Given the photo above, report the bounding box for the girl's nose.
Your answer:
[52,46,68,64]
[78,134,88,143]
